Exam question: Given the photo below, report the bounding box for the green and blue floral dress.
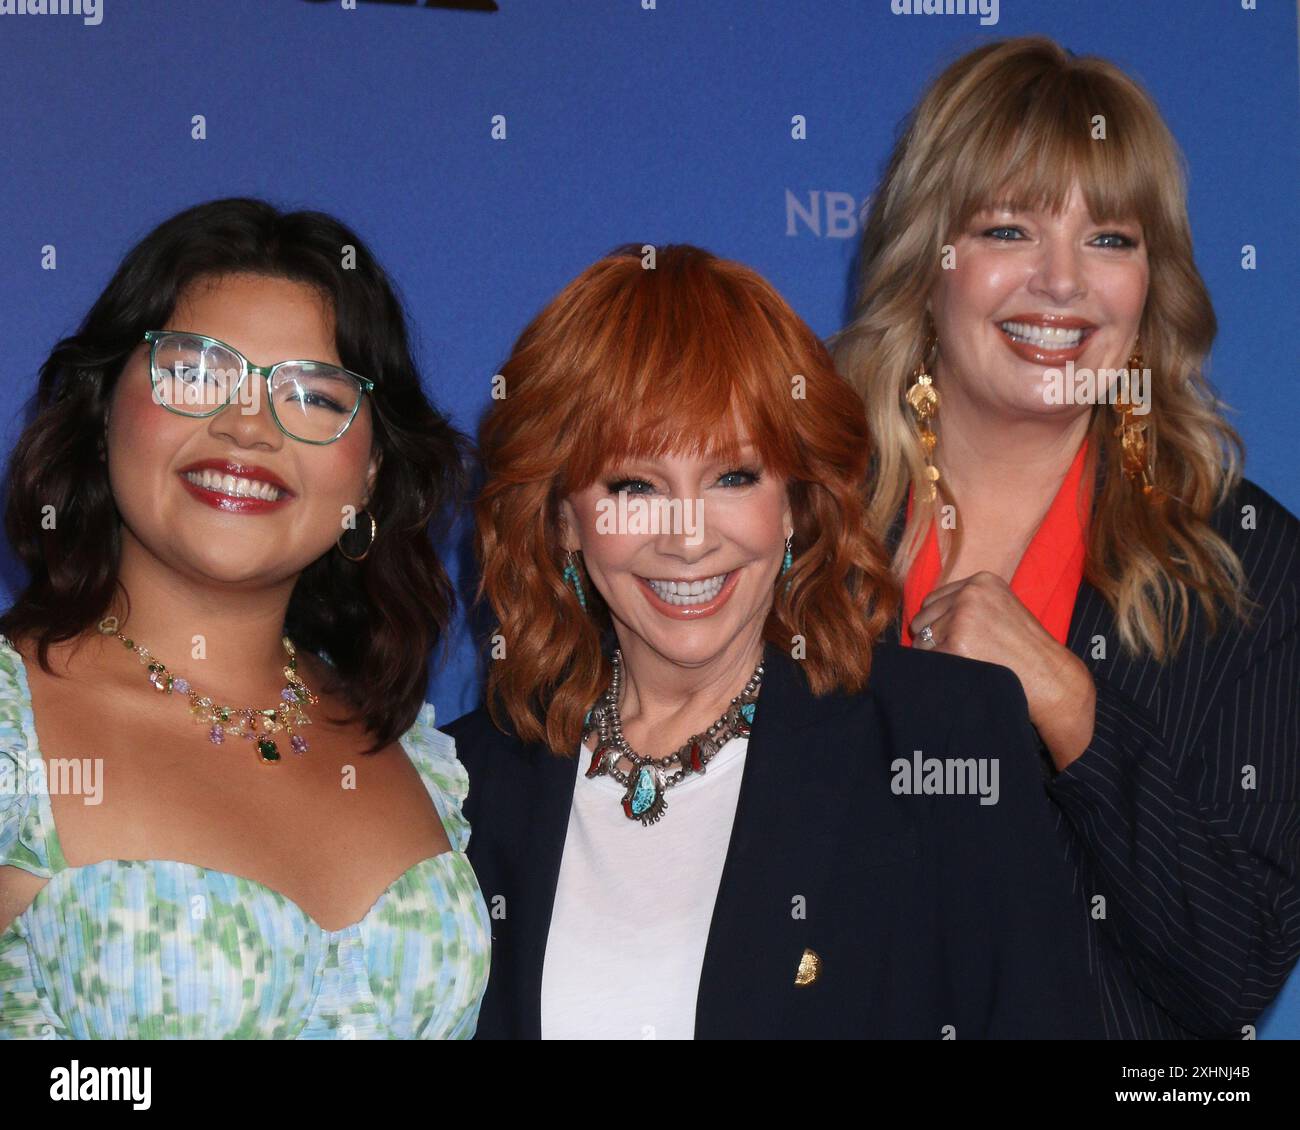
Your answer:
[0,637,490,1039]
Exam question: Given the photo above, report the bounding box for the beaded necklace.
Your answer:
[97,616,319,764]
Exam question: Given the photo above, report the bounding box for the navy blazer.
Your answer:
[946,478,1299,1040]
[447,641,1104,1039]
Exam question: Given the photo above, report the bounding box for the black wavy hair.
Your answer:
[0,197,467,753]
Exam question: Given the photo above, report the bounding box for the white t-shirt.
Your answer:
[539,735,749,1040]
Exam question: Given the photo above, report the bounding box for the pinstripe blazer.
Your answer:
[890,477,1300,1039]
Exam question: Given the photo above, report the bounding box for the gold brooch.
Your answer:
[794,948,822,987]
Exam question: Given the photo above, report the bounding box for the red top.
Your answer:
[900,439,1092,647]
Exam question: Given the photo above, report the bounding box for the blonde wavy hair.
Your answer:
[830,36,1250,660]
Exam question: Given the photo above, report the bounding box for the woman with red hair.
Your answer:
[448,243,1100,1039]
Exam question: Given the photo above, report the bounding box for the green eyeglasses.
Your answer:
[143,330,375,445]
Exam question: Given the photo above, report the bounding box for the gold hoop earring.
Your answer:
[905,329,940,501]
[337,509,377,561]
[1114,336,1155,496]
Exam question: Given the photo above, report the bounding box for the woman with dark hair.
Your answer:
[448,243,1102,1039]
[0,197,489,1038]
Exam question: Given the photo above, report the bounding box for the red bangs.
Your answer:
[539,245,824,493]
[560,377,804,494]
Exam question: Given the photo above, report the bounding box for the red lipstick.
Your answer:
[177,459,294,515]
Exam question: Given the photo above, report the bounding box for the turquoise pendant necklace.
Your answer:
[582,648,762,826]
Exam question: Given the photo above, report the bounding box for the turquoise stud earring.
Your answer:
[563,549,588,611]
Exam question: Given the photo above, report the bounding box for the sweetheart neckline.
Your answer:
[0,636,469,936]
[9,850,471,937]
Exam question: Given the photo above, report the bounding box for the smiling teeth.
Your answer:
[645,574,727,606]
[185,470,283,501]
[999,321,1085,348]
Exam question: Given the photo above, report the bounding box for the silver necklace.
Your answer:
[582,648,763,826]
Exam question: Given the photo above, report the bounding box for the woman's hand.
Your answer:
[909,572,1096,771]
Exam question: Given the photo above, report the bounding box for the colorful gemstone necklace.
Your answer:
[97,616,319,764]
[582,648,762,826]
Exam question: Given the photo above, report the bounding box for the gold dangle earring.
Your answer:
[1114,336,1155,495]
[905,327,940,501]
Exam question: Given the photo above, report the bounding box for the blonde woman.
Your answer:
[832,36,1300,1039]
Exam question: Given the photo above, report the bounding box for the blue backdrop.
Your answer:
[1,0,1296,1036]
